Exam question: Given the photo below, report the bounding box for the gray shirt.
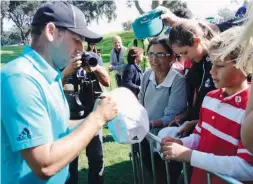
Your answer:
[110,47,126,75]
[138,68,187,126]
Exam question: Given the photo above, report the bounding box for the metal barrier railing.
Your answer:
[130,132,243,184]
[209,173,244,184]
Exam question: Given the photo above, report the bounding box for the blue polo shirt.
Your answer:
[1,46,70,184]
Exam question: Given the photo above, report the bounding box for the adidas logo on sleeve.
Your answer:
[17,128,31,141]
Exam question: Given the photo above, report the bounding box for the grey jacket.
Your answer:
[138,68,188,126]
[110,47,126,75]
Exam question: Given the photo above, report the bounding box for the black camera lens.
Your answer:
[81,52,98,67]
[87,57,97,66]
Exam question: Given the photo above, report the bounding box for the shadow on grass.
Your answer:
[78,160,134,184]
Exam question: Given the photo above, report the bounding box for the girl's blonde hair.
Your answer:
[213,2,253,74]
[208,26,249,76]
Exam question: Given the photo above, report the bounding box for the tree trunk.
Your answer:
[16,25,25,44]
[21,29,25,44]
[151,1,160,9]
[1,17,3,33]
[134,0,145,14]
[24,29,31,44]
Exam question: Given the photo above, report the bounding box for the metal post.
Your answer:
[130,145,138,184]
[149,139,157,184]
[135,145,141,184]
[207,173,212,184]
[183,163,189,184]
[138,143,145,184]
[165,161,170,184]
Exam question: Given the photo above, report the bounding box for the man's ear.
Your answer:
[193,37,201,47]
[44,23,57,42]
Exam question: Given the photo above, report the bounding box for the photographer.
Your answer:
[62,51,110,184]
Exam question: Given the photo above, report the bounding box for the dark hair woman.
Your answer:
[122,46,144,97]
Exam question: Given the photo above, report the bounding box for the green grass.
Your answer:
[0,30,137,184]
[0,30,135,64]
[78,127,133,184]
[1,45,24,63]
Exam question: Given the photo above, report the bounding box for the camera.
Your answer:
[81,52,98,67]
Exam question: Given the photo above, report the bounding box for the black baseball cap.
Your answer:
[31,1,103,43]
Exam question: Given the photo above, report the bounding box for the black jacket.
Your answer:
[186,55,216,120]
[122,64,142,96]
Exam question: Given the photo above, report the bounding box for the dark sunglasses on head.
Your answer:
[148,52,171,58]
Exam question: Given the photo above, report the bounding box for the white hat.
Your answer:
[158,126,180,140]
[106,87,149,144]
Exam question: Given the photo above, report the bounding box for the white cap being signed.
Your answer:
[105,87,149,144]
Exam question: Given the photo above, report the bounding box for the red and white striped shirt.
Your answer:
[182,87,253,184]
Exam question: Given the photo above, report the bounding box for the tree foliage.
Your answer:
[1,26,22,46]
[7,1,43,43]
[1,1,10,32]
[72,1,117,24]
[3,1,117,44]
[1,31,11,46]
[122,20,132,31]
[126,0,191,15]
[217,7,236,22]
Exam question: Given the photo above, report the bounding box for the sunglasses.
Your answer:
[89,43,95,46]
[148,52,171,58]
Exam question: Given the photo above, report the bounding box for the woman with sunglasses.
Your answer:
[138,36,187,184]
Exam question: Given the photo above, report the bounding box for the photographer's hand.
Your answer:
[84,64,99,73]
[83,65,110,87]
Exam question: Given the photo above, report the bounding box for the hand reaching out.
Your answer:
[156,6,181,26]
[160,137,192,162]
[176,120,198,137]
